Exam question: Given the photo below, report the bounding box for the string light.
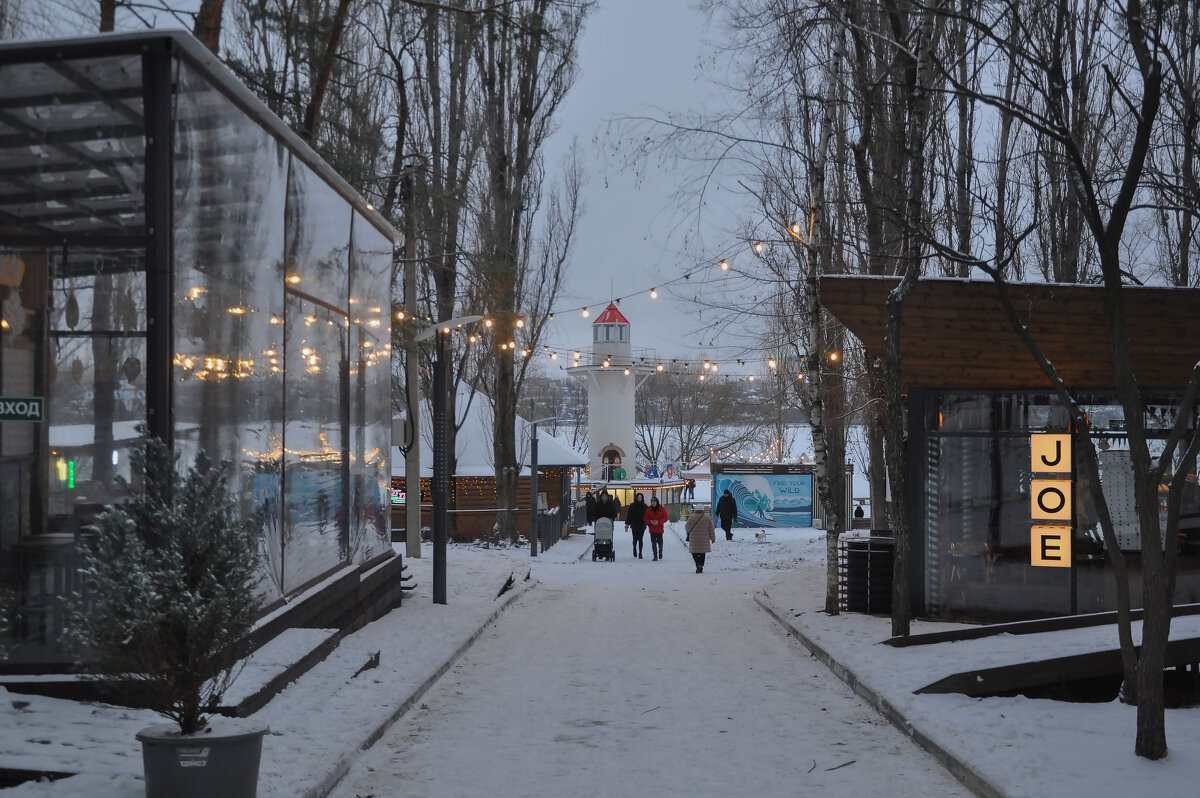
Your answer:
[720,259,729,271]
[753,241,764,255]
[649,288,658,299]
[582,308,590,318]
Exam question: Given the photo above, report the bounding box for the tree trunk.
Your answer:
[99,0,116,32]
[300,0,354,143]
[193,0,226,53]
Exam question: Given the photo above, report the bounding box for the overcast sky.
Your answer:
[538,0,759,374]
[21,0,763,375]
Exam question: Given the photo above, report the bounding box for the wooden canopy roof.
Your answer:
[819,276,1200,391]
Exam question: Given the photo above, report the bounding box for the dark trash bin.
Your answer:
[840,533,894,614]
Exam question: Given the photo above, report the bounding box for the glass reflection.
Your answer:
[348,213,392,562]
[927,392,1200,620]
[172,59,288,596]
[45,247,146,530]
[283,158,351,591]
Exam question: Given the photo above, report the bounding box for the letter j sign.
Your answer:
[1031,434,1071,473]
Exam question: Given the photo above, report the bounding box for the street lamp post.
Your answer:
[416,315,483,604]
[530,421,539,557]
[527,414,556,557]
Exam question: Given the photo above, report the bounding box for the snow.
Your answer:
[2,524,1198,797]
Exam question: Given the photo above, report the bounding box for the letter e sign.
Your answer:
[1031,479,1072,521]
[1031,434,1071,473]
[1031,525,1072,567]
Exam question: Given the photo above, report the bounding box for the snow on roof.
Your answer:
[393,389,585,478]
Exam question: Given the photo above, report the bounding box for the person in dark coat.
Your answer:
[594,489,620,523]
[644,497,669,560]
[584,491,597,525]
[715,488,738,540]
[624,493,648,558]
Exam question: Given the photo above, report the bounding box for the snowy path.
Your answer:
[326,532,969,798]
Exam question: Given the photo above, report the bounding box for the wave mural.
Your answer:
[713,473,813,528]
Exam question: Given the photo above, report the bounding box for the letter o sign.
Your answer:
[1031,479,1072,522]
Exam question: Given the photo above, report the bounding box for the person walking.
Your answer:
[684,506,715,573]
[595,489,620,524]
[715,488,738,541]
[644,496,668,561]
[625,493,648,558]
[584,491,596,525]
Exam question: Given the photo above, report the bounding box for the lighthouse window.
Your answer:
[618,325,627,342]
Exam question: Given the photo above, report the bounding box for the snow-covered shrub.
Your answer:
[68,430,263,734]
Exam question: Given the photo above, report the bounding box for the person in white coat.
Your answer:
[684,506,716,573]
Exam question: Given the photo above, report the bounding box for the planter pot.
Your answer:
[136,718,268,798]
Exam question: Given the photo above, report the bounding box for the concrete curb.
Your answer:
[303,579,535,798]
[753,593,1006,798]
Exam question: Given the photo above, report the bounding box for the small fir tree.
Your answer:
[70,430,262,734]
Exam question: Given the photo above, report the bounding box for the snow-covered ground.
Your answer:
[2,522,1198,797]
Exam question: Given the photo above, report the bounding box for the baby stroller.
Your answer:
[592,517,615,561]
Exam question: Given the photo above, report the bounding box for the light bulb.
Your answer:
[582,308,590,318]
[650,288,658,299]
[720,259,729,271]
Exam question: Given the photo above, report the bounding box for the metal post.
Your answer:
[403,237,421,559]
[432,331,448,604]
[530,421,539,557]
[142,45,174,448]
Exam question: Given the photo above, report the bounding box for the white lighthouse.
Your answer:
[569,302,651,484]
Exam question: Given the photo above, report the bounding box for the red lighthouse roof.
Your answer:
[593,302,629,324]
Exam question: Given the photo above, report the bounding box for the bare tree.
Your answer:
[903,0,1197,759]
[473,0,587,539]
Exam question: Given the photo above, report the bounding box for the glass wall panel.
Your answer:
[282,157,351,592]
[0,56,145,238]
[45,247,146,532]
[0,248,49,549]
[172,58,288,598]
[925,391,1200,620]
[348,213,392,562]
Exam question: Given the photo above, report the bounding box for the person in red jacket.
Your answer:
[644,496,669,561]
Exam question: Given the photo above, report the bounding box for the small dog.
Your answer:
[754,530,769,543]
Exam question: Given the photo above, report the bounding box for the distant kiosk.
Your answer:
[568,302,684,506]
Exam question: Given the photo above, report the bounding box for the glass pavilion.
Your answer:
[0,32,395,665]
[821,276,1200,623]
